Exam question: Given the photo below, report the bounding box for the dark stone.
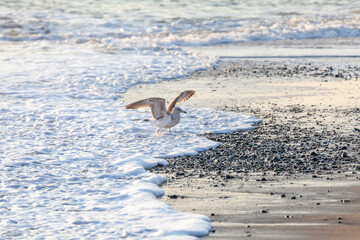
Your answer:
[226,175,234,179]
[310,151,318,156]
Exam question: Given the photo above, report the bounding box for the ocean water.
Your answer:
[1,0,359,239]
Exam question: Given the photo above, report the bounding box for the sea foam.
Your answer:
[0,92,259,238]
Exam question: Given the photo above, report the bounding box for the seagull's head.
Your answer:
[174,107,186,114]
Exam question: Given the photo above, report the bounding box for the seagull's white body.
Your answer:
[125,90,195,132]
[150,107,181,129]
[150,113,171,129]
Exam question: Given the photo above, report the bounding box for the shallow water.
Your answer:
[1,0,360,238]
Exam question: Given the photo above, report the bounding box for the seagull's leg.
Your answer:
[169,128,171,133]
[157,128,160,133]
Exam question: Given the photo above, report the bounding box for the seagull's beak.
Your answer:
[182,109,187,114]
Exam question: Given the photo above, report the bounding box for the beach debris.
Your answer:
[340,199,351,203]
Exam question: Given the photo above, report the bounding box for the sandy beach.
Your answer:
[124,57,360,239]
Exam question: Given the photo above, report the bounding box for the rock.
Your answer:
[262,210,268,213]
[168,195,178,199]
[310,151,318,156]
[281,194,286,198]
[291,196,296,200]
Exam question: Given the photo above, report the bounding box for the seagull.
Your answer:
[125,90,195,133]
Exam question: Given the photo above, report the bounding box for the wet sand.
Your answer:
[123,58,360,239]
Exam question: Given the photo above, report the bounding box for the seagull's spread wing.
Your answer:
[125,98,167,120]
[167,90,195,113]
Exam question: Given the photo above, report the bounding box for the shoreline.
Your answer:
[124,57,360,239]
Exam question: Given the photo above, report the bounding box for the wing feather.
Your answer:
[167,90,195,113]
[125,98,167,119]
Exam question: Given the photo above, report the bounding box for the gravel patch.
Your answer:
[212,60,360,80]
[153,105,360,180]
